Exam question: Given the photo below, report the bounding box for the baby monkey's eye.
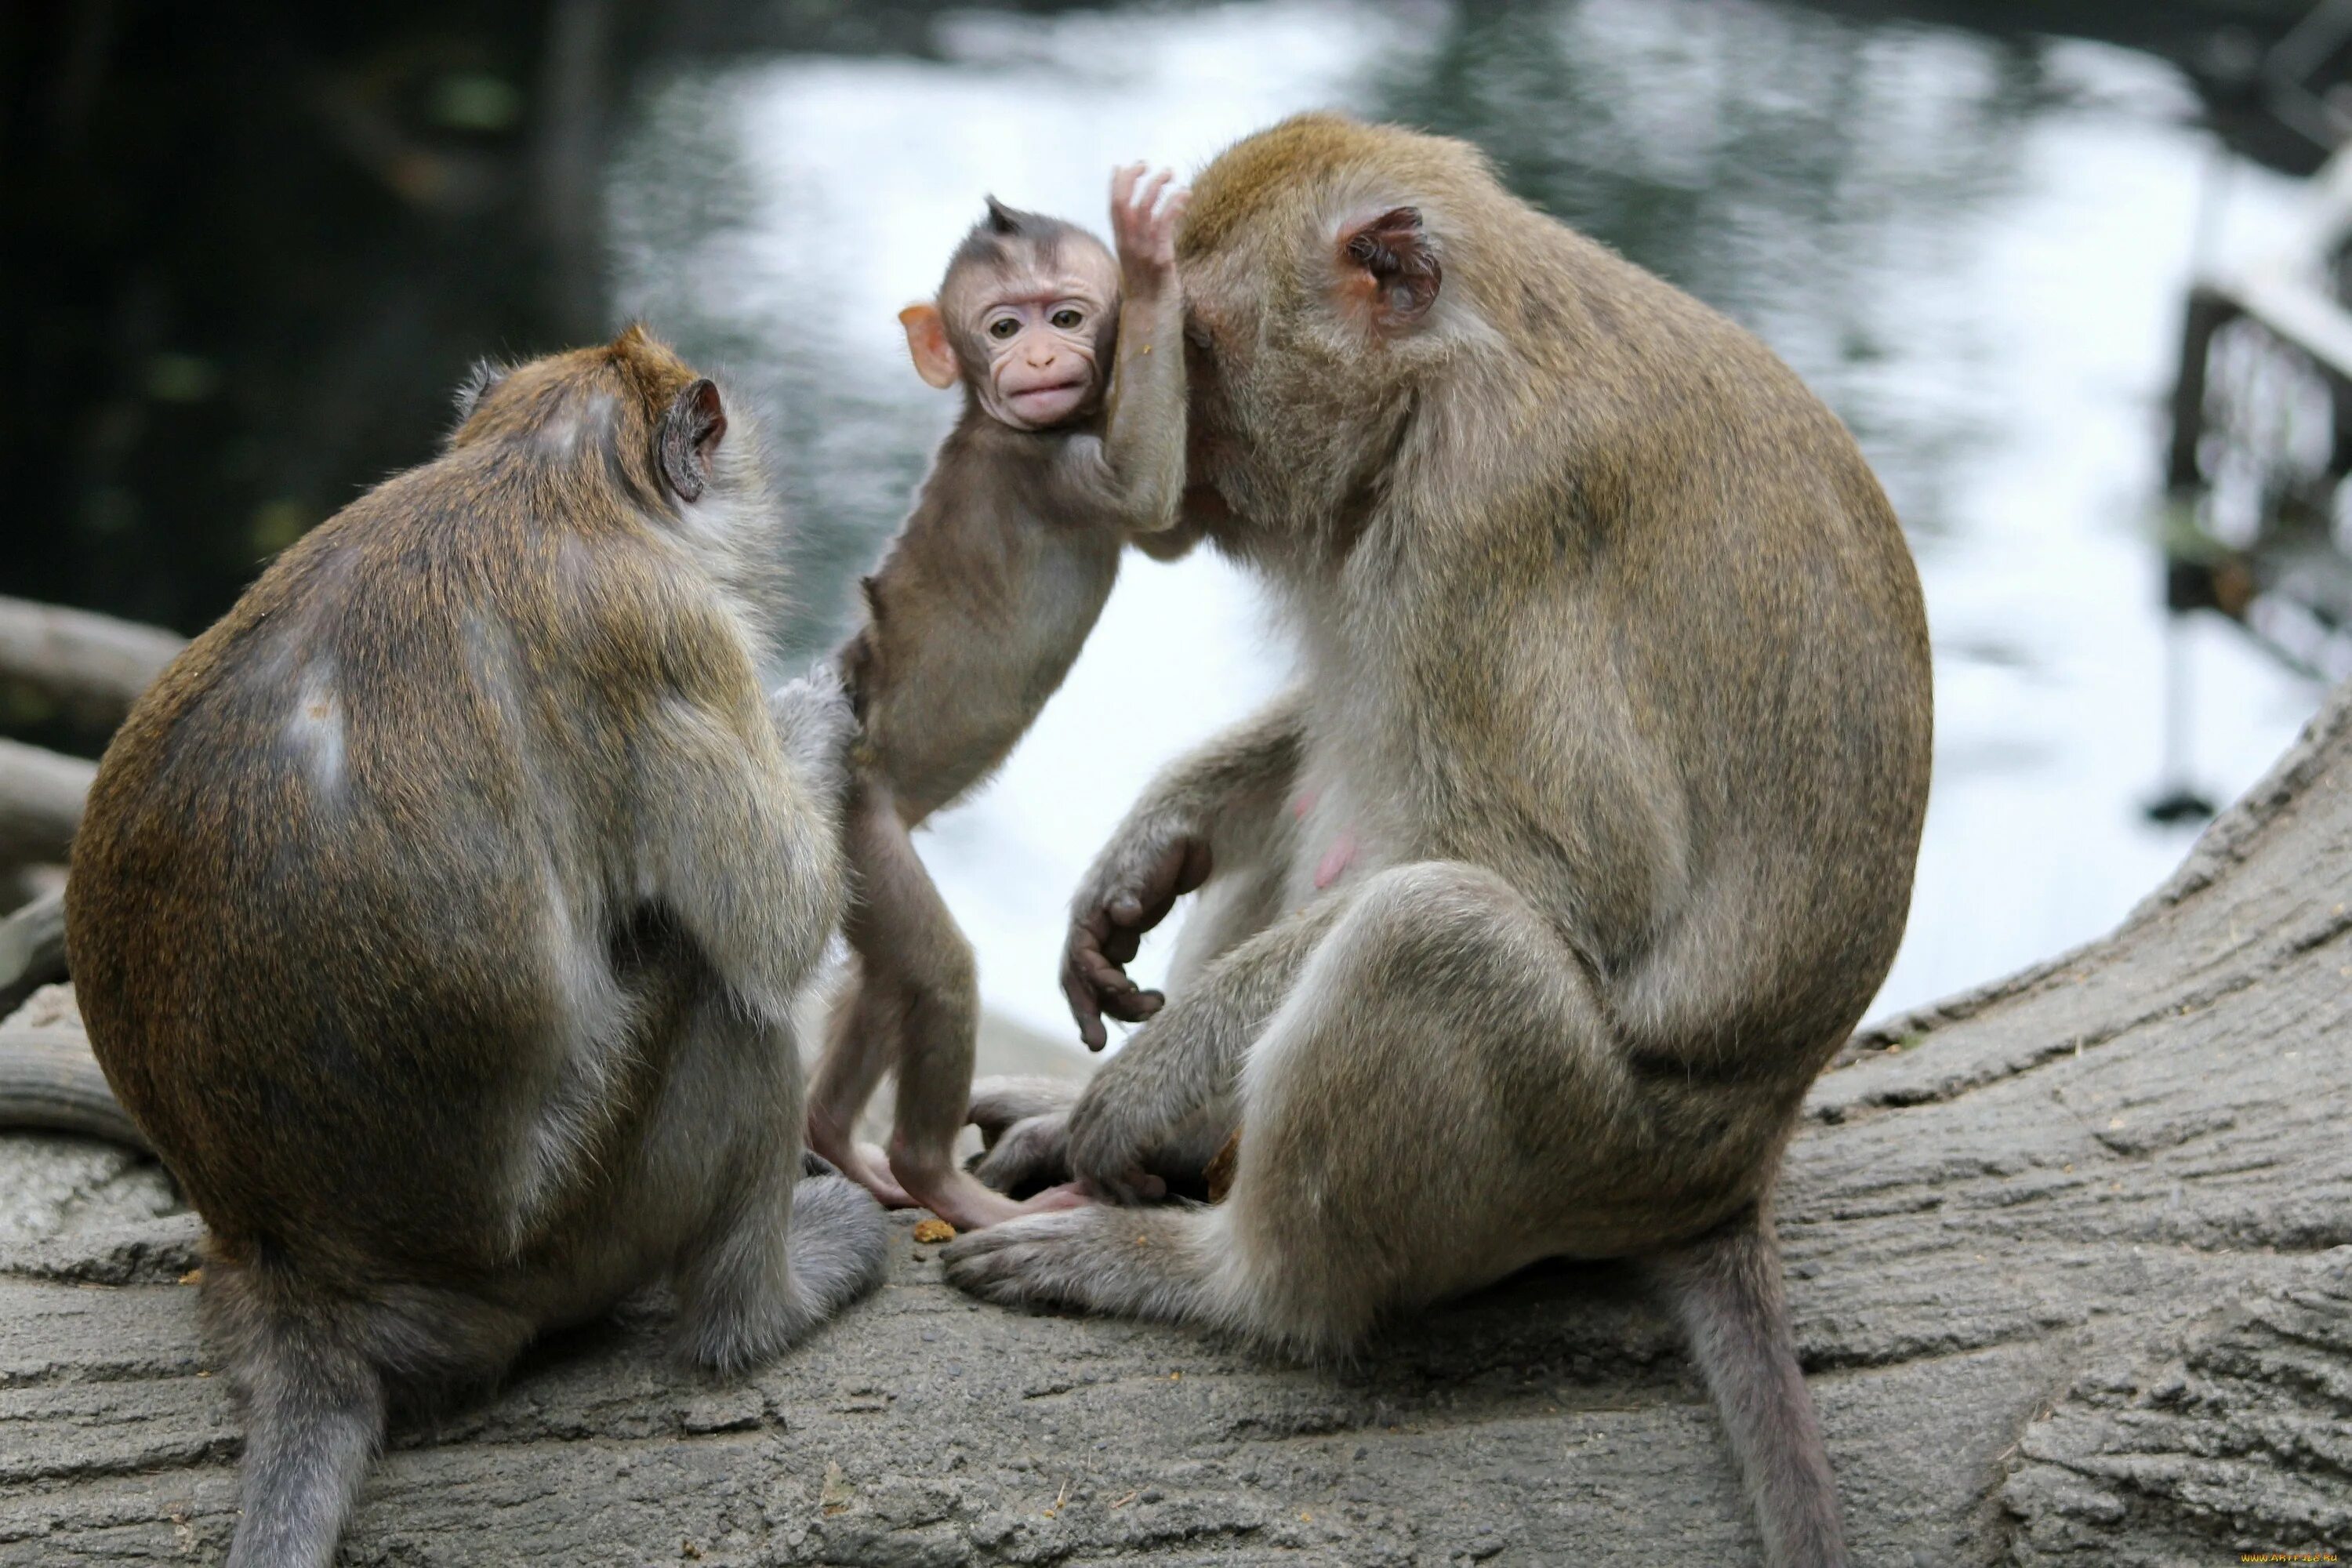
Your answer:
[1050,308,1083,330]
[989,318,1021,339]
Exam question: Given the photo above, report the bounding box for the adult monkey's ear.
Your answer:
[898,303,961,390]
[450,357,510,427]
[659,377,726,503]
[1338,206,1442,333]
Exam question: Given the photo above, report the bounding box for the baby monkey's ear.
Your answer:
[898,303,961,390]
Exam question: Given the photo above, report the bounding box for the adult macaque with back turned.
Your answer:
[66,327,886,1568]
[806,165,1192,1228]
[948,116,1933,1568]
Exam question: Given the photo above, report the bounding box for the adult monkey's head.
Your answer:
[1175,114,1522,551]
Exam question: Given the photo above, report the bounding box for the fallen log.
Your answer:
[1,683,2347,1566]
[0,597,183,731]
[0,892,66,1018]
[0,1027,142,1152]
[0,739,94,874]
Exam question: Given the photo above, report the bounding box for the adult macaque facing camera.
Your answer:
[67,327,885,1568]
[948,115,1933,1568]
[807,165,1194,1228]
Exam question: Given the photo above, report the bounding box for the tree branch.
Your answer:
[0,739,94,872]
[0,596,182,729]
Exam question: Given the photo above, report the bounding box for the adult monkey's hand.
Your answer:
[1059,694,1308,1051]
[1061,828,1214,1049]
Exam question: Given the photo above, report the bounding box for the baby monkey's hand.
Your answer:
[1110,163,1188,292]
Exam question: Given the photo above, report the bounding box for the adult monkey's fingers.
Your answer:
[1110,835,1214,939]
[1096,922,1142,967]
[1074,938,1135,999]
[1062,929,1167,1046]
[1065,834,1207,1047]
[1100,985,1164,1024]
[1060,953,1106,1051]
[1062,912,1134,1049]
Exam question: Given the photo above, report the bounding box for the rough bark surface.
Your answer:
[2,685,2349,1566]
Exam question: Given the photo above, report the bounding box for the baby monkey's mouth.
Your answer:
[1002,379,1092,426]
[1007,378,1088,405]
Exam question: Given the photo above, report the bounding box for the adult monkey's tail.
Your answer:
[0,1021,387,1565]
[218,1312,386,1568]
[1648,1203,1848,1568]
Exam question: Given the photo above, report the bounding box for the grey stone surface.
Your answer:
[5,685,2350,1565]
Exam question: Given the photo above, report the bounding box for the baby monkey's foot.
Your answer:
[808,1130,916,1210]
[895,1160,1090,1231]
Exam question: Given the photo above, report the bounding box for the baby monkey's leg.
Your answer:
[831,781,1080,1228]
[808,778,926,1207]
[810,963,916,1210]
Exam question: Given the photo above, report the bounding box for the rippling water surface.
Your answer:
[608,0,2327,1046]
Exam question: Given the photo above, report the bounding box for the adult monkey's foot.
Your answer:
[942,1203,1213,1319]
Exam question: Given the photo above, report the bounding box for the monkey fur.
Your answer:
[947,115,1933,1568]
[64,326,886,1568]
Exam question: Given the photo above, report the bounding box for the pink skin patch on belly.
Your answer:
[1313,829,1357,891]
[1291,788,1319,820]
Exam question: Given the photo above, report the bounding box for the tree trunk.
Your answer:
[2,684,2348,1566]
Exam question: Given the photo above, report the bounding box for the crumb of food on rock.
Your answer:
[912,1218,956,1243]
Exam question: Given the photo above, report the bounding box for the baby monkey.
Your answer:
[809,165,1190,1228]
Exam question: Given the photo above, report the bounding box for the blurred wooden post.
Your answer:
[2165,284,2236,494]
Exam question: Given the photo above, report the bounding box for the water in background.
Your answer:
[607,0,2328,1048]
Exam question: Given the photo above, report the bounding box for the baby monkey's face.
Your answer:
[965,244,1117,430]
[901,214,1126,433]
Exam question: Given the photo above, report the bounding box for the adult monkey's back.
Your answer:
[68,328,884,1568]
[946,114,1932,1566]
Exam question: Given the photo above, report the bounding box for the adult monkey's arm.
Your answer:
[1060,688,1308,1047]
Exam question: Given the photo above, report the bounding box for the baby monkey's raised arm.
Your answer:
[808,166,1189,1228]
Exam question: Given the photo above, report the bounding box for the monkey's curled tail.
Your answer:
[1648,1204,1848,1568]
